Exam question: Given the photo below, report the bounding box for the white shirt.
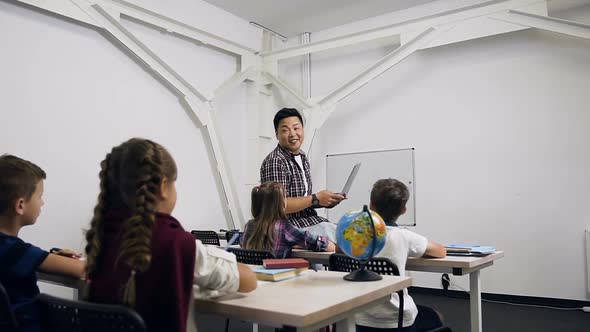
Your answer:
[188,240,240,332]
[355,226,428,329]
[293,154,309,194]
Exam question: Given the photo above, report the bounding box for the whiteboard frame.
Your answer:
[325,148,416,227]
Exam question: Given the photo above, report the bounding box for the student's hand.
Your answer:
[316,190,345,208]
[326,241,336,252]
[52,249,82,259]
[237,263,257,293]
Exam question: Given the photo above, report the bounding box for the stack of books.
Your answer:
[253,258,309,282]
[445,244,496,256]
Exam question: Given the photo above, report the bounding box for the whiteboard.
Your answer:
[326,148,416,226]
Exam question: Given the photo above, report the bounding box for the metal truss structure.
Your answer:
[11,0,590,243]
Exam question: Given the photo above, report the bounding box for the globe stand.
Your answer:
[343,260,383,281]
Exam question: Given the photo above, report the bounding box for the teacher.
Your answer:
[260,108,345,240]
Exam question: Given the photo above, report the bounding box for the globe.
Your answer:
[336,208,387,261]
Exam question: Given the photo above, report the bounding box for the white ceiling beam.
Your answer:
[319,27,445,109]
[489,10,590,40]
[100,0,257,57]
[213,66,257,100]
[16,0,98,26]
[260,0,546,62]
[262,72,316,110]
[71,1,214,109]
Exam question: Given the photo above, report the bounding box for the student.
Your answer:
[356,178,447,332]
[241,181,336,258]
[84,138,256,332]
[0,154,84,332]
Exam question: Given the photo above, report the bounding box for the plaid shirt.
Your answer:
[241,219,329,258]
[260,144,328,228]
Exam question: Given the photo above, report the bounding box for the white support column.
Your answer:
[318,27,444,109]
[300,32,312,99]
[489,10,590,40]
[469,270,483,332]
[185,99,245,229]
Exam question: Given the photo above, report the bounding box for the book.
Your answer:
[263,258,309,269]
[445,244,495,256]
[252,266,308,282]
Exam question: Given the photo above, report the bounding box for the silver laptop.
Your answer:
[341,163,361,196]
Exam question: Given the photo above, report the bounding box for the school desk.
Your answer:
[38,269,410,332]
[291,249,504,332]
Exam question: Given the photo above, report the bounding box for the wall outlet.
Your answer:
[441,273,450,291]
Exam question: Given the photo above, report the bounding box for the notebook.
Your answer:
[340,163,361,196]
[252,267,308,282]
[445,244,496,256]
[263,258,309,269]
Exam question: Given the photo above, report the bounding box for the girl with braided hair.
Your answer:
[84,138,256,332]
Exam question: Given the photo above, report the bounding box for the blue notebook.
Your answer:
[252,266,308,281]
[445,244,495,256]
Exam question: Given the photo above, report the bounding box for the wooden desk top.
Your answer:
[291,250,504,271]
[194,270,411,328]
[407,251,504,269]
[37,272,84,289]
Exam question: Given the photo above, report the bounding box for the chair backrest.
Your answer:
[227,247,274,265]
[225,231,243,244]
[0,281,18,331]
[37,293,146,332]
[329,253,405,330]
[191,230,220,246]
[328,253,401,276]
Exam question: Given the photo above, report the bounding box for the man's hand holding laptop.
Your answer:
[315,190,346,208]
[312,163,360,209]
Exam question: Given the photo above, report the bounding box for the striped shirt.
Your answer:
[260,144,328,228]
[241,219,329,258]
[0,232,49,332]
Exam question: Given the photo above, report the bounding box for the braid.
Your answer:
[84,138,176,308]
[83,151,113,299]
[120,140,163,307]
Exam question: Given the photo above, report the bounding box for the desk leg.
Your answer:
[469,270,482,332]
[334,315,355,332]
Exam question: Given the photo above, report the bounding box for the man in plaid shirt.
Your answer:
[260,108,345,239]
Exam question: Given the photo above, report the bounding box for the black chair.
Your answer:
[191,230,220,246]
[329,253,405,330]
[0,281,18,332]
[225,230,243,245]
[227,247,274,265]
[37,293,146,332]
[329,254,452,332]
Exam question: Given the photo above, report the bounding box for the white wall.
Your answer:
[305,6,590,301]
[0,0,258,296]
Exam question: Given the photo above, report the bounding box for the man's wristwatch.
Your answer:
[311,193,320,207]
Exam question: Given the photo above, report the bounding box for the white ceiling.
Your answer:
[202,0,439,37]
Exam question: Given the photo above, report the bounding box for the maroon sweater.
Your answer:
[89,211,196,332]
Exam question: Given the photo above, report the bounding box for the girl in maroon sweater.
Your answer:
[84,138,256,332]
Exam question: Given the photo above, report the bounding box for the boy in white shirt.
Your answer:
[356,179,447,332]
